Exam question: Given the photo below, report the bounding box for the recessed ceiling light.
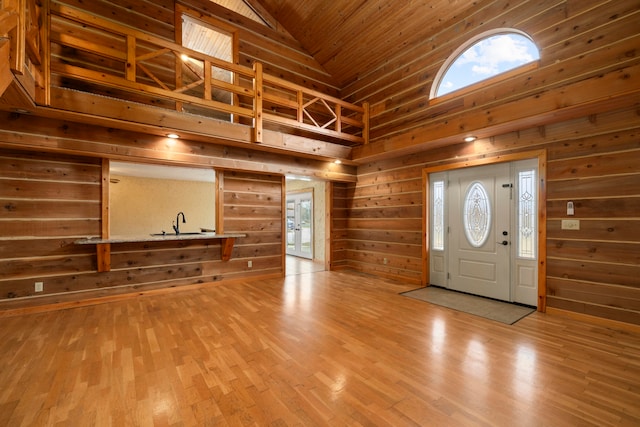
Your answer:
[334,159,342,164]
[464,136,477,142]
[166,133,180,139]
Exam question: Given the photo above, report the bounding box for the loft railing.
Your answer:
[1,0,43,100]
[46,2,368,145]
[0,8,19,93]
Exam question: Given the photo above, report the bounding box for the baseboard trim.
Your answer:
[546,307,640,332]
[0,272,282,318]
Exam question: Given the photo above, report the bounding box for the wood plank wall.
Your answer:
[331,178,423,283]
[4,0,638,329]
[330,0,640,326]
[219,170,283,279]
[333,104,640,324]
[0,149,285,309]
[342,0,640,143]
[0,150,101,301]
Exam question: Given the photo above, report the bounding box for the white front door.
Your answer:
[429,160,538,306]
[449,163,511,300]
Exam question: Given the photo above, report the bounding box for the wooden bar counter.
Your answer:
[75,232,246,272]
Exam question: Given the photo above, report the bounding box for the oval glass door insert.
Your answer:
[463,181,491,247]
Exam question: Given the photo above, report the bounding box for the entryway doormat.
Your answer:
[401,286,535,325]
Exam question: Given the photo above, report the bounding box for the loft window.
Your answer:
[208,0,268,26]
[179,14,236,121]
[431,30,540,98]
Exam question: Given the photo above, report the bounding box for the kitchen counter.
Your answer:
[75,231,246,272]
[75,232,245,245]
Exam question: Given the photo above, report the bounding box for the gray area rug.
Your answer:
[401,286,535,325]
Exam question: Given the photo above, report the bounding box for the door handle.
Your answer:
[497,240,509,246]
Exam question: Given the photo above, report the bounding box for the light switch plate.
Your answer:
[561,219,580,230]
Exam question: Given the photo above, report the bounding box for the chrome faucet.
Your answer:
[172,211,186,234]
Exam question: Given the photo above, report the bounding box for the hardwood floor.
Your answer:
[286,255,325,276]
[1,270,639,426]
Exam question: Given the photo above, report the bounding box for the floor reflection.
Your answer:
[286,255,325,276]
[514,345,537,400]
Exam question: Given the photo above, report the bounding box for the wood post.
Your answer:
[99,159,111,272]
[125,35,135,81]
[220,238,235,261]
[96,243,111,273]
[296,90,303,123]
[362,102,369,144]
[204,60,211,100]
[253,61,263,143]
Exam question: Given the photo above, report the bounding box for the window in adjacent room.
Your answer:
[431,30,540,98]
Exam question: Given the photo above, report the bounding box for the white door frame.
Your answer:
[422,149,547,312]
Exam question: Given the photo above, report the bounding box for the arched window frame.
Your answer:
[430,28,540,100]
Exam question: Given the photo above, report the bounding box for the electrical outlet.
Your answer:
[35,281,44,292]
[248,260,252,268]
[561,219,580,230]
[383,258,388,265]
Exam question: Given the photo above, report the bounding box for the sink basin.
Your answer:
[150,232,204,236]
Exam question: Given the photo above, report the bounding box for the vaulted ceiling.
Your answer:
[252,0,483,89]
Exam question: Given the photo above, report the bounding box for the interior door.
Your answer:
[448,163,511,301]
[286,191,313,259]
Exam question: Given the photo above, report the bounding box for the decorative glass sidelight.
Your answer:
[432,180,445,250]
[463,182,491,247]
[518,169,536,258]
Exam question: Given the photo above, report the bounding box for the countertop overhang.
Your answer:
[75,232,245,245]
[75,231,246,272]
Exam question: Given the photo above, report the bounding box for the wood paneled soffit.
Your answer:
[0,111,357,182]
[353,65,640,163]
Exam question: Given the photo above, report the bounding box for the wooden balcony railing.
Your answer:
[46,2,368,146]
[0,7,19,94]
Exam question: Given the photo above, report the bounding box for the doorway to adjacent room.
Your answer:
[286,191,313,259]
[285,178,327,275]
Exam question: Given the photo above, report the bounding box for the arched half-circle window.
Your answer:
[431,29,540,99]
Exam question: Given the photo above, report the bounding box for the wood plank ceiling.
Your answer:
[252,0,482,89]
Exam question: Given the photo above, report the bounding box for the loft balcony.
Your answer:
[0,1,368,162]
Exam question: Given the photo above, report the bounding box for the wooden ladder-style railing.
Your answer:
[46,3,368,145]
[0,6,20,96]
